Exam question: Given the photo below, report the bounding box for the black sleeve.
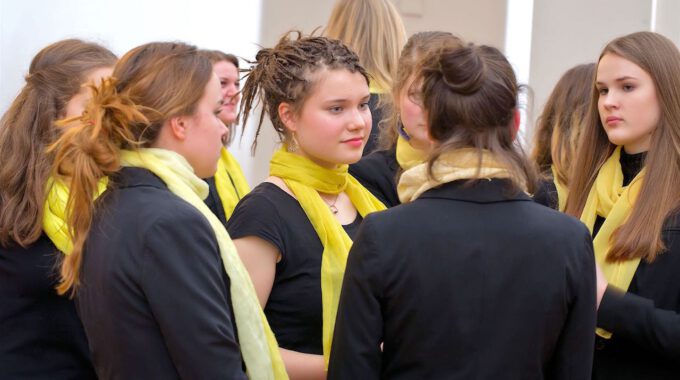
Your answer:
[533,178,558,210]
[549,226,597,379]
[328,216,383,379]
[597,230,680,360]
[142,211,247,380]
[226,192,285,254]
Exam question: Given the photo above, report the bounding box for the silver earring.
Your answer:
[287,133,299,153]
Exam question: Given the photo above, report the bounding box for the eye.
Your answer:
[359,102,370,110]
[598,87,608,96]
[622,84,635,92]
[329,106,343,113]
[235,81,241,90]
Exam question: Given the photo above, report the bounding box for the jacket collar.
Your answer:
[112,167,168,190]
[418,178,532,204]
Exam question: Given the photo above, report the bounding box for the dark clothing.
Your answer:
[534,176,558,210]
[204,176,228,226]
[328,179,597,380]
[227,182,362,354]
[349,148,400,208]
[0,236,96,380]
[77,167,246,380]
[592,151,680,379]
[363,93,384,156]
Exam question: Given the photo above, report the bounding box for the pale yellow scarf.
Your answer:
[579,146,644,339]
[214,147,250,221]
[395,135,427,171]
[398,148,522,203]
[44,148,288,379]
[268,148,386,367]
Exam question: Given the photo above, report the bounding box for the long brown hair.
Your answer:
[378,31,464,150]
[50,42,213,295]
[239,31,368,153]
[565,31,680,262]
[418,43,538,194]
[0,39,116,248]
[531,63,595,185]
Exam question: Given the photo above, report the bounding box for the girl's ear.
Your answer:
[512,109,521,140]
[278,102,297,133]
[168,115,188,141]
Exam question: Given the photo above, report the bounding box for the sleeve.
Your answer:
[327,216,384,379]
[142,209,247,380]
[349,154,394,207]
[226,191,285,254]
[549,225,597,379]
[597,229,680,360]
[533,178,558,210]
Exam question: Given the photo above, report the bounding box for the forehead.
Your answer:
[305,68,369,99]
[213,60,238,77]
[597,53,649,81]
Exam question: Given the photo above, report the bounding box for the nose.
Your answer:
[601,90,619,109]
[348,107,370,131]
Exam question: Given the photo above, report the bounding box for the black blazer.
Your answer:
[328,179,597,380]
[349,148,400,207]
[77,167,246,380]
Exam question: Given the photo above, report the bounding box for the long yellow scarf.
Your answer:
[579,146,644,339]
[214,147,250,221]
[44,149,287,379]
[268,148,386,367]
[398,148,522,203]
[550,165,567,212]
[395,135,427,171]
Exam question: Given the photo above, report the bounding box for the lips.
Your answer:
[342,137,364,147]
[605,116,622,125]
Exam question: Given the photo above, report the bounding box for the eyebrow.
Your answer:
[596,76,638,85]
[322,94,371,103]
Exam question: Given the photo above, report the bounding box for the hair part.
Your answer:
[239,31,369,154]
[565,31,680,262]
[51,41,213,295]
[0,39,116,248]
[531,63,596,185]
[199,49,239,68]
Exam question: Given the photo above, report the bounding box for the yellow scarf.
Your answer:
[268,148,386,367]
[398,148,522,203]
[579,146,644,339]
[43,178,107,255]
[44,149,287,379]
[550,165,568,212]
[214,147,250,221]
[395,135,427,171]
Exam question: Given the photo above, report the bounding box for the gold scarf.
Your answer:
[44,149,288,379]
[550,165,568,212]
[268,148,386,367]
[579,146,644,339]
[214,147,250,221]
[398,148,521,203]
[395,135,427,171]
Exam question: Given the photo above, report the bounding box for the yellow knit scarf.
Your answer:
[550,164,567,212]
[44,149,288,379]
[214,147,250,221]
[579,146,644,339]
[398,148,522,203]
[395,135,427,171]
[268,148,386,367]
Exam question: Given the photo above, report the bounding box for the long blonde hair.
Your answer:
[324,0,406,93]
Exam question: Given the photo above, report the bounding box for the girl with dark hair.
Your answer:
[329,43,596,379]
[564,31,680,379]
[228,32,386,379]
[47,42,286,379]
[0,38,115,379]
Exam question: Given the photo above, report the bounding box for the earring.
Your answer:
[397,118,411,141]
[287,133,299,153]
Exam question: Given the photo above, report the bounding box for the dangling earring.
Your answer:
[396,118,411,141]
[287,133,299,153]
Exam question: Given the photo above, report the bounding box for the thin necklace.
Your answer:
[320,193,340,215]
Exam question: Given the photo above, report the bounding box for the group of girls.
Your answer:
[1,2,679,380]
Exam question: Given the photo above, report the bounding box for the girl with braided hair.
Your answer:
[328,42,596,379]
[227,32,386,378]
[0,39,115,379]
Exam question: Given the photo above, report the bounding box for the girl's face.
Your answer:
[596,53,660,154]
[283,69,371,168]
[399,74,431,151]
[213,60,240,125]
[62,66,113,119]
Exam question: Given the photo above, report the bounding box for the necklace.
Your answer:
[320,193,340,215]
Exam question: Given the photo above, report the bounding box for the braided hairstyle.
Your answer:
[239,31,369,153]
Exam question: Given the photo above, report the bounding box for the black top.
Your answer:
[593,151,680,379]
[363,93,384,156]
[0,236,96,380]
[328,179,597,380]
[533,174,558,210]
[204,176,228,226]
[349,148,400,207]
[77,167,246,380]
[226,182,362,354]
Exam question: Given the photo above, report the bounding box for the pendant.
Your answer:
[329,205,339,215]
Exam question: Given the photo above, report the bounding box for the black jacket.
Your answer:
[349,148,400,208]
[328,179,597,379]
[76,167,246,380]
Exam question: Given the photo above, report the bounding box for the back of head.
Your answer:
[379,31,465,149]
[0,38,115,247]
[532,63,595,184]
[325,0,406,92]
[418,43,536,192]
[240,31,368,152]
[51,41,213,295]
